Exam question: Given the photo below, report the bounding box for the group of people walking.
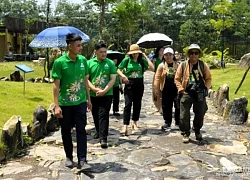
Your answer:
[52,33,211,170]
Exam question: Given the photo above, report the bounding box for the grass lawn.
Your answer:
[210,65,250,111]
[0,61,53,131]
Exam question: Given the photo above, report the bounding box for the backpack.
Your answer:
[124,57,145,74]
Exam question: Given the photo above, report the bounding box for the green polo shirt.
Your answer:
[114,66,120,87]
[118,57,149,78]
[52,54,89,106]
[87,57,117,97]
[154,57,162,72]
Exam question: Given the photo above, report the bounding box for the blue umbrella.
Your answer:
[29,26,90,48]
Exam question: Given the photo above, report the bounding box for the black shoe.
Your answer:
[93,133,99,139]
[113,112,120,116]
[100,139,108,149]
[161,123,171,130]
[77,160,91,170]
[195,133,203,141]
[65,157,73,168]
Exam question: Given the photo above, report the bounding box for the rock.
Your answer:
[0,149,6,162]
[31,106,48,141]
[1,115,23,154]
[46,103,59,132]
[229,97,248,125]
[208,89,214,99]
[239,53,250,67]
[164,178,179,180]
[219,157,242,173]
[216,84,229,115]
[58,172,76,180]
[138,136,152,141]
[34,77,42,83]
[154,158,170,166]
[21,123,31,135]
[10,71,23,81]
[212,90,219,108]
[30,178,48,180]
[28,145,72,161]
[189,152,219,168]
[151,165,178,172]
[126,149,162,166]
[167,154,193,166]
[0,77,9,81]
[174,163,201,178]
[207,140,247,155]
[223,100,232,120]
[26,78,35,82]
[0,162,32,175]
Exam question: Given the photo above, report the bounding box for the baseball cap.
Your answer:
[163,47,174,55]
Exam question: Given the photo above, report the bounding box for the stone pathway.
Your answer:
[1,71,250,180]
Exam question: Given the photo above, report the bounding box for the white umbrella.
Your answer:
[137,33,173,48]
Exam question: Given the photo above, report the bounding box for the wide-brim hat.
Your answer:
[128,44,142,54]
[185,44,204,58]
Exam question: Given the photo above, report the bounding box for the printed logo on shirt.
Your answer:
[80,63,85,70]
[104,63,109,69]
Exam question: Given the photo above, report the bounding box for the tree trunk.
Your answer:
[235,66,250,94]
[99,0,105,40]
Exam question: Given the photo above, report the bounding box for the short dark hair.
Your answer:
[94,40,107,50]
[66,33,82,44]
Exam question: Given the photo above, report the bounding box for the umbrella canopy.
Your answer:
[107,50,125,64]
[137,33,173,48]
[29,26,90,48]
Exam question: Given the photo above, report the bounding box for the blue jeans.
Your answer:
[60,102,87,162]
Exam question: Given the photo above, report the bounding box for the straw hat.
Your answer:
[128,44,142,54]
[185,44,204,58]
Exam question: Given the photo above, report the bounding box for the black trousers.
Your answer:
[112,86,120,112]
[59,102,87,161]
[123,78,144,125]
[91,95,112,141]
[162,86,180,126]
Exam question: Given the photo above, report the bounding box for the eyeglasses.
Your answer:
[189,51,199,55]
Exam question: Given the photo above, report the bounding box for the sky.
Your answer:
[37,0,83,8]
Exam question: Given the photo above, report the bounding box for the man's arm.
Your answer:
[96,74,116,96]
[53,79,63,118]
[88,80,102,93]
[174,65,185,94]
[85,75,91,101]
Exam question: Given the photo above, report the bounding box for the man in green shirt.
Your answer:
[52,33,91,170]
[88,41,117,148]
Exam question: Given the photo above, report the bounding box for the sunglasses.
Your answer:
[189,51,200,55]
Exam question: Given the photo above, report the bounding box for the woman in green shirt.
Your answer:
[117,44,154,135]
[153,47,164,72]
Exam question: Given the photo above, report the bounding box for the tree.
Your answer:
[210,0,233,66]
[112,0,146,45]
[88,0,117,40]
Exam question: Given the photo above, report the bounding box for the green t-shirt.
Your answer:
[52,54,89,106]
[114,66,120,87]
[88,57,117,97]
[154,57,162,72]
[118,57,149,78]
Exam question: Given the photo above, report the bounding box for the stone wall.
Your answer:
[0,103,59,162]
[208,84,248,124]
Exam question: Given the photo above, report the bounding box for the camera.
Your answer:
[187,83,205,102]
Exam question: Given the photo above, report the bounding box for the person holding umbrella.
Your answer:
[52,33,91,170]
[117,44,154,135]
[154,47,180,130]
[153,47,164,72]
